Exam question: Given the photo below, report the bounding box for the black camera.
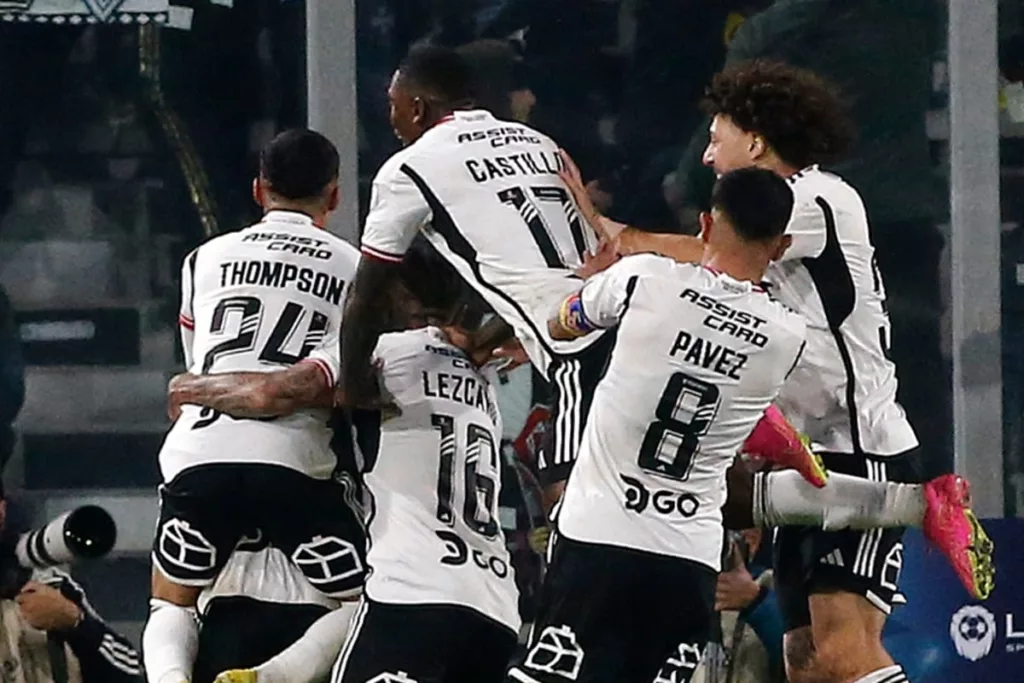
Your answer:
[0,506,117,599]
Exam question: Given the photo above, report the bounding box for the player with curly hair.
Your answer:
[562,59,994,683]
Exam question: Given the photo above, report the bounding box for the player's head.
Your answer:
[700,60,854,177]
[255,129,340,222]
[398,236,490,334]
[700,167,794,265]
[389,44,476,145]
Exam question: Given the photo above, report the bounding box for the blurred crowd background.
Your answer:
[0,0,1021,674]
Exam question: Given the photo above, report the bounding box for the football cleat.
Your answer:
[214,671,257,683]
[922,474,995,600]
[742,404,829,488]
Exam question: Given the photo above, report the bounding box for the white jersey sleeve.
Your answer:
[302,325,341,389]
[776,178,827,262]
[578,262,637,330]
[179,249,198,369]
[361,154,432,263]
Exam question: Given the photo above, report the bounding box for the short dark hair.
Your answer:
[397,44,476,109]
[259,129,339,201]
[711,167,794,243]
[702,60,854,169]
[399,236,490,329]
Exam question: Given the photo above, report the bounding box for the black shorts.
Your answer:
[332,598,518,683]
[539,331,616,486]
[506,534,716,683]
[192,596,329,683]
[153,463,366,597]
[774,450,921,630]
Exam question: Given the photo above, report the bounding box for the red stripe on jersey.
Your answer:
[178,314,194,330]
[361,245,405,263]
[301,357,336,389]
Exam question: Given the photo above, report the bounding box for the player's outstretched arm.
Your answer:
[556,149,704,264]
[167,362,331,421]
[340,257,402,407]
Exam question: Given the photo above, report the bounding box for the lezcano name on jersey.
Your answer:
[422,367,499,422]
[218,260,345,307]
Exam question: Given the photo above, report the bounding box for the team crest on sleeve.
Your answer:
[158,519,216,572]
[522,624,584,680]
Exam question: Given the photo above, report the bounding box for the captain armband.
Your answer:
[558,292,598,338]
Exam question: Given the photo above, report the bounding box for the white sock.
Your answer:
[853,664,909,682]
[252,601,359,683]
[142,599,199,683]
[754,470,927,531]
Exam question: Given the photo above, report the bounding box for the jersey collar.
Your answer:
[701,264,768,293]
[262,210,316,227]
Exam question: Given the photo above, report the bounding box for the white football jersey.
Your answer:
[766,166,918,457]
[362,327,520,634]
[557,255,807,571]
[360,109,601,376]
[160,210,359,482]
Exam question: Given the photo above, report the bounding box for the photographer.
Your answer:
[0,484,140,683]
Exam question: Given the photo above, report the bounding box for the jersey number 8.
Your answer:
[637,372,722,481]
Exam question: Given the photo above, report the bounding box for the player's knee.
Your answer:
[783,628,820,682]
[150,568,202,607]
[789,620,890,682]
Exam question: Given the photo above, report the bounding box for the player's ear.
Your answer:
[252,178,263,207]
[749,134,766,160]
[326,181,340,213]
[772,234,793,262]
[699,211,714,244]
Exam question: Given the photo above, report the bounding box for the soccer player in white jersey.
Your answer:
[340,45,824,510]
[142,130,367,683]
[507,168,805,683]
[168,242,521,683]
[563,61,995,683]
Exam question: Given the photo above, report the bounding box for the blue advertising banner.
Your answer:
[894,518,1024,681]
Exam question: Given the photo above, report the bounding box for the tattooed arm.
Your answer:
[167,361,332,421]
[339,256,403,407]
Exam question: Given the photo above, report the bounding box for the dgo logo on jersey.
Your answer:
[522,625,584,680]
[291,535,364,595]
[158,519,217,574]
[950,605,998,661]
[621,475,699,519]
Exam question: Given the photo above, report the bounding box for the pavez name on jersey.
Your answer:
[362,327,520,634]
[359,109,600,376]
[160,210,359,482]
[767,166,918,457]
[557,256,807,571]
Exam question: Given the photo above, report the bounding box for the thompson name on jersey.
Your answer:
[557,255,807,571]
[360,109,599,376]
[767,166,917,457]
[161,210,359,482]
[362,326,520,634]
